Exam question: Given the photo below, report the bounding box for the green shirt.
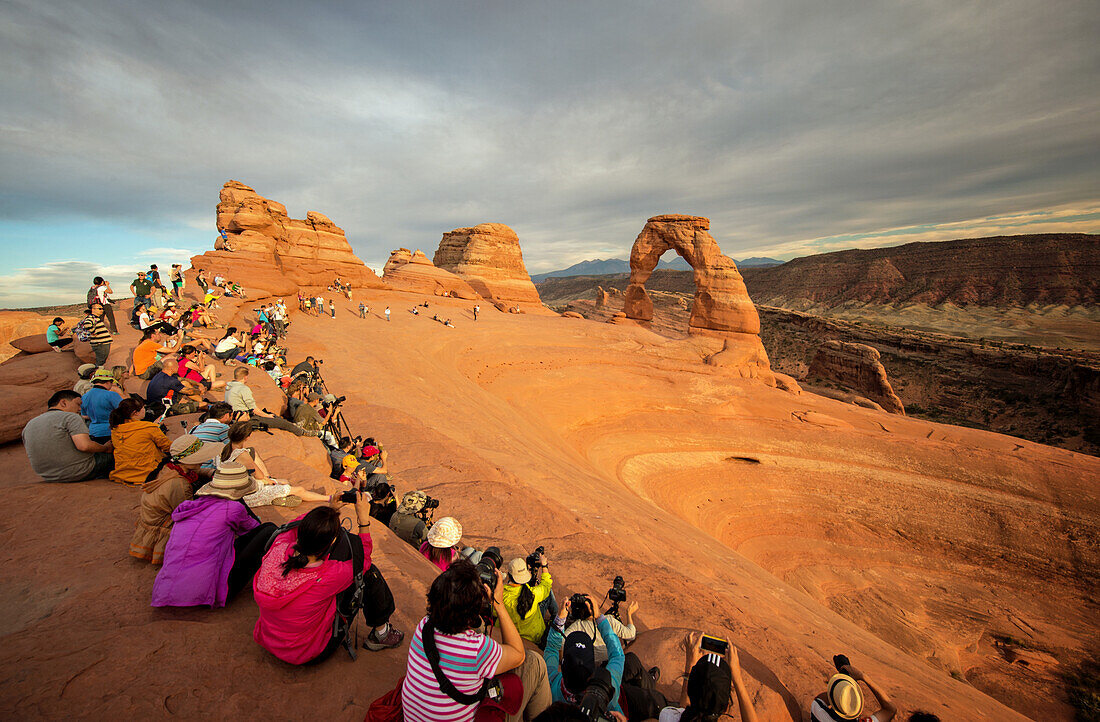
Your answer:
[131,278,153,296]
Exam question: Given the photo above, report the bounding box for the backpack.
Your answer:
[86,286,98,306]
[265,521,367,661]
[74,316,92,343]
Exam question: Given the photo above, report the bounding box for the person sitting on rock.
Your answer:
[656,631,757,722]
[293,392,326,434]
[419,516,464,572]
[213,327,246,362]
[810,656,895,722]
[131,325,174,380]
[503,553,554,647]
[214,420,329,507]
[253,501,404,664]
[544,595,625,714]
[23,390,114,482]
[73,363,98,396]
[130,434,221,565]
[565,598,638,664]
[109,397,171,487]
[81,367,123,443]
[46,316,73,352]
[145,357,203,418]
[388,490,432,549]
[401,558,551,722]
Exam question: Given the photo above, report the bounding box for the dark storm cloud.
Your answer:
[1,0,1098,272]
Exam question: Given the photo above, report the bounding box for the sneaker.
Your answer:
[363,625,404,651]
[271,494,301,507]
[648,666,661,685]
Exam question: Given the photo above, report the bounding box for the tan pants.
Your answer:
[507,649,551,722]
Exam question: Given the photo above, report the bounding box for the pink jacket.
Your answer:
[252,520,373,664]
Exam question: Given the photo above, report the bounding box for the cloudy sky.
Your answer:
[2,0,1098,307]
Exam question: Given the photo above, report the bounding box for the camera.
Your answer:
[315,359,323,365]
[568,593,594,620]
[339,488,360,503]
[329,395,347,405]
[578,667,616,722]
[607,576,626,603]
[423,497,440,511]
[525,545,545,579]
[475,546,503,587]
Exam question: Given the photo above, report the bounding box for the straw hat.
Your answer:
[170,434,225,465]
[507,557,532,585]
[827,674,865,720]
[195,464,260,501]
[427,517,462,548]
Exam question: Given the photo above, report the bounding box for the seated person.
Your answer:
[368,479,397,526]
[658,631,757,722]
[224,367,257,416]
[190,402,233,444]
[565,599,639,664]
[152,464,279,608]
[544,596,625,715]
[293,392,326,433]
[73,363,97,396]
[130,434,221,565]
[388,490,432,549]
[328,436,356,478]
[109,397,171,487]
[419,516,464,572]
[401,559,550,722]
[811,656,895,722]
[80,368,123,443]
[253,501,403,664]
[215,420,329,507]
[46,317,73,351]
[22,390,113,482]
[502,553,554,646]
[146,357,203,418]
[213,328,245,361]
[131,325,174,380]
[178,345,225,391]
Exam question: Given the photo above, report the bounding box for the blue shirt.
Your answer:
[80,386,122,438]
[544,615,624,713]
[190,419,230,443]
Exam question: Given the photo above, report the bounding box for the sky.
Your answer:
[1,0,1098,308]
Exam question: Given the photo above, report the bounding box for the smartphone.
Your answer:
[700,634,729,655]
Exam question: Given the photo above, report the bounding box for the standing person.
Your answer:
[384,306,390,322]
[22,390,114,482]
[473,304,479,321]
[82,302,113,366]
[169,264,185,298]
[89,276,119,334]
[329,299,335,318]
[195,269,209,296]
[80,368,123,443]
[46,317,72,351]
[131,270,153,311]
[149,264,167,307]
[358,302,366,319]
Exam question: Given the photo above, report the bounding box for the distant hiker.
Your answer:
[358,302,366,318]
[384,306,390,322]
[46,317,72,351]
[130,270,153,310]
[811,656,896,722]
[411,307,419,316]
[473,304,479,320]
[80,302,113,366]
[23,390,114,482]
[329,299,335,318]
[169,263,185,298]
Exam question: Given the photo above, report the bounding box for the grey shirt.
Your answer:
[388,511,427,549]
[22,410,95,482]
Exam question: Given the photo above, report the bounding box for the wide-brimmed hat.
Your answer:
[427,517,462,548]
[170,434,224,465]
[507,557,532,585]
[688,653,733,716]
[91,368,115,384]
[77,363,97,378]
[195,463,260,500]
[399,490,427,514]
[826,674,864,720]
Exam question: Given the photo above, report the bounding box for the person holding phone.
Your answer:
[657,631,757,722]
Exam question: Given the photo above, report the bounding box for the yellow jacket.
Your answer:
[502,570,553,644]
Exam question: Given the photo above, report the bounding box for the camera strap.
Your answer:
[421,620,491,706]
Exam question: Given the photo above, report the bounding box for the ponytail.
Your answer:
[280,545,311,577]
[279,506,341,577]
[516,583,535,619]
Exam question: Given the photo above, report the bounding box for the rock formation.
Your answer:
[595,285,609,309]
[382,248,480,299]
[624,215,772,380]
[191,181,384,297]
[806,340,905,414]
[433,223,548,311]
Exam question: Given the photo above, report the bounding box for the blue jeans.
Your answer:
[133,295,150,309]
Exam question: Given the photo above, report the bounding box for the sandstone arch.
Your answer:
[624,214,773,380]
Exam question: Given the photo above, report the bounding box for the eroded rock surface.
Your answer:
[806,340,905,414]
[433,223,547,310]
[383,248,480,299]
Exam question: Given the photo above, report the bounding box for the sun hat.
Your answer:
[195,463,260,500]
[688,653,733,716]
[427,517,462,548]
[170,434,225,465]
[507,557,532,585]
[77,363,97,378]
[561,631,596,693]
[92,368,116,384]
[827,673,865,720]
[399,490,428,514]
[322,393,337,404]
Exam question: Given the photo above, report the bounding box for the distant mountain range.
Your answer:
[530,255,781,282]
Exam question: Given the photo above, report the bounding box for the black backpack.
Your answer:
[265,520,367,660]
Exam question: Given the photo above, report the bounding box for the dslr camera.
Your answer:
[475,546,504,587]
[525,545,545,583]
[578,667,616,722]
[568,593,595,621]
[606,576,627,619]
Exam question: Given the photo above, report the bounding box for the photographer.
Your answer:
[502,552,554,646]
[810,655,895,722]
[252,499,403,664]
[544,595,625,715]
[565,598,638,664]
[401,558,551,722]
[658,632,757,722]
[420,517,464,572]
[388,490,434,549]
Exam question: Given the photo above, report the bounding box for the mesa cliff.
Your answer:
[433,223,549,311]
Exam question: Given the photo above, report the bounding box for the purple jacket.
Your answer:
[151,495,258,608]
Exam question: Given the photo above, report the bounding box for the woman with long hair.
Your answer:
[216,420,330,507]
[109,397,171,486]
[501,551,553,646]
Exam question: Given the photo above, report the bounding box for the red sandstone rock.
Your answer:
[595,285,609,309]
[433,223,548,311]
[9,334,53,354]
[0,351,82,443]
[560,311,584,319]
[806,340,905,414]
[382,248,480,300]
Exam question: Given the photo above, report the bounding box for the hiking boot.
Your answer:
[648,666,661,685]
[363,625,404,651]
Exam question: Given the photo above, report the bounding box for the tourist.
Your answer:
[544,595,625,714]
[130,434,221,565]
[502,552,554,646]
[474,304,479,321]
[151,464,278,608]
[148,264,166,306]
[73,363,97,396]
[420,516,464,572]
[214,421,330,506]
[224,367,256,415]
[81,367,123,443]
[109,397,171,487]
[190,402,233,444]
[388,490,432,549]
[178,345,225,391]
[132,325,173,380]
[565,599,638,664]
[253,502,404,664]
[88,276,118,334]
[146,357,202,418]
[46,317,72,351]
[22,390,114,482]
[385,306,390,322]
[658,631,757,722]
[195,268,209,295]
[329,299,335,318]
[136,305,154,330]
[130,270,153,310]
[401,558,550,722]
[358,302,366,318]
[214,327,245,361]
[292,391,326,433]
[169,263,185,298]
[811,656,896,722]
[82,302,113,366]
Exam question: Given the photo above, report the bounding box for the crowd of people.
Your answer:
[18,267,942,722]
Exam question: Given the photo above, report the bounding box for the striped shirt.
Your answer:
[401,616,502,722]
[82,314,112,345]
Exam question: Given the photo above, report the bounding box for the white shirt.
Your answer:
[215,336,240,353]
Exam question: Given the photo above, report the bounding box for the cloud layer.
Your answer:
[1,0,1097,304]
